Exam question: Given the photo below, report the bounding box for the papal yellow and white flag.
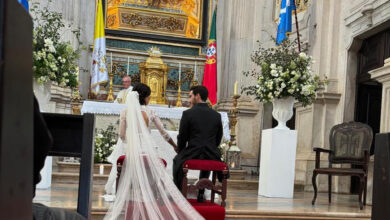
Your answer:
[91,0,108,95]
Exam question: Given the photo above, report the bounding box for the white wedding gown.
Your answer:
[105,104,171,195]
[104,92,204,220]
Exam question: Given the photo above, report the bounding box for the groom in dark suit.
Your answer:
[173,85,223,202]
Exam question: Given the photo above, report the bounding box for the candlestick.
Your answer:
[176,81,182,107]
[127,56,129,75]
[110,52,113,73]
[76,66,80,83]
[106,70,114,101]
[194,61,197,81]
[234,81,238,95]
[178,62,181,82]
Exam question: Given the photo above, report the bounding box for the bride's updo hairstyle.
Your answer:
[132,83,151,105]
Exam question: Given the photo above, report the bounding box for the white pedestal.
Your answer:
[258,129,297,198]
[36,156,52,189]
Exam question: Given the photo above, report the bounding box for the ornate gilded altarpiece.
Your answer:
[105,0,209,45]
[99,0,210,101]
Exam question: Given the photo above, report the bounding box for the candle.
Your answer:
[127,56,129,75]
[76,66,80,82]
[178,62,181,81]
[194,61,197,81]
[99,164,104,175]
[110,52,113,72]
[234,81,238,95]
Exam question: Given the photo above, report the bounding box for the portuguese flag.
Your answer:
[202,9,217,105]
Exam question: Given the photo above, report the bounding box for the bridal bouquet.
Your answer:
[94,125,118,163]
[242,38,327,107]
[31,3,81,88]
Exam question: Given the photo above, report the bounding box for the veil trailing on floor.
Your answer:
[104,92,204,220]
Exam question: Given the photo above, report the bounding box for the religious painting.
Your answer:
[104,0,208,44]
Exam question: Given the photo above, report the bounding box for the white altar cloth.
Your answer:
[81,101,231,140]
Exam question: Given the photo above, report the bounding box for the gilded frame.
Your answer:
[103,0,209,46]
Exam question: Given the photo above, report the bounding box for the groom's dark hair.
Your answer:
[190,85,208,101]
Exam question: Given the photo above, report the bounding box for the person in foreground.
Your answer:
[173,85,224,202]
[105,83,177,195]
[104,84,204,220]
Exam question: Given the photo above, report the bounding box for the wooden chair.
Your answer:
[311,121,373,210]
[181,159,229,220]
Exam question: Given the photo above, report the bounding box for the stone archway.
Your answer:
[344,23,390,204]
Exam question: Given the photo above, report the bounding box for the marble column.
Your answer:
[365,58,390,205]
[369,58,390,133]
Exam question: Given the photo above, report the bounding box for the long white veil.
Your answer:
[104,92,204,220]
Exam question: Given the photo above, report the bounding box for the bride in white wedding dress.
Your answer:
[105,83,177,196]
[104,83,204,220]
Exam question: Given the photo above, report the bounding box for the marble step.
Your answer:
[227,179,258,190]
[52,172,198,186]
[229,169,247,180]
[52,172,109,185]
[57,162,112,174]
[56,162,248,180]
[52,171,258,190]
[90,209,370,220]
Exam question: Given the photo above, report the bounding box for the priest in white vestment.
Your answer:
[114,76,133,103]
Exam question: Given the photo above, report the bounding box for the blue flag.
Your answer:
[276,0,296,45]
[18,0,29,11]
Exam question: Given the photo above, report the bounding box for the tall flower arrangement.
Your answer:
[242,38,327,107]
[30,3,82,88]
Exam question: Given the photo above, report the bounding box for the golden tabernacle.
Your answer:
[139,47,168,104]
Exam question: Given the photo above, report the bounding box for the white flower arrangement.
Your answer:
[94,124,118,164]
[243,38,327,107]
[31,3,83,88]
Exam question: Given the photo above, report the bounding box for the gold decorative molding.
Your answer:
[122,13,142,26]
[106,0,203,39]
[105,35,205,56]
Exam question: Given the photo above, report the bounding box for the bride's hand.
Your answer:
[168,138,178,153]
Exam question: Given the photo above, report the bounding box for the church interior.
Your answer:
[1,0,390,219]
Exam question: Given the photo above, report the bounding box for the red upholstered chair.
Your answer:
[116,155,167,193]
[181,159,229,220]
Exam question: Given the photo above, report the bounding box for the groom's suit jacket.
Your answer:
[177,102,223,157]
[173,103,223,188]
